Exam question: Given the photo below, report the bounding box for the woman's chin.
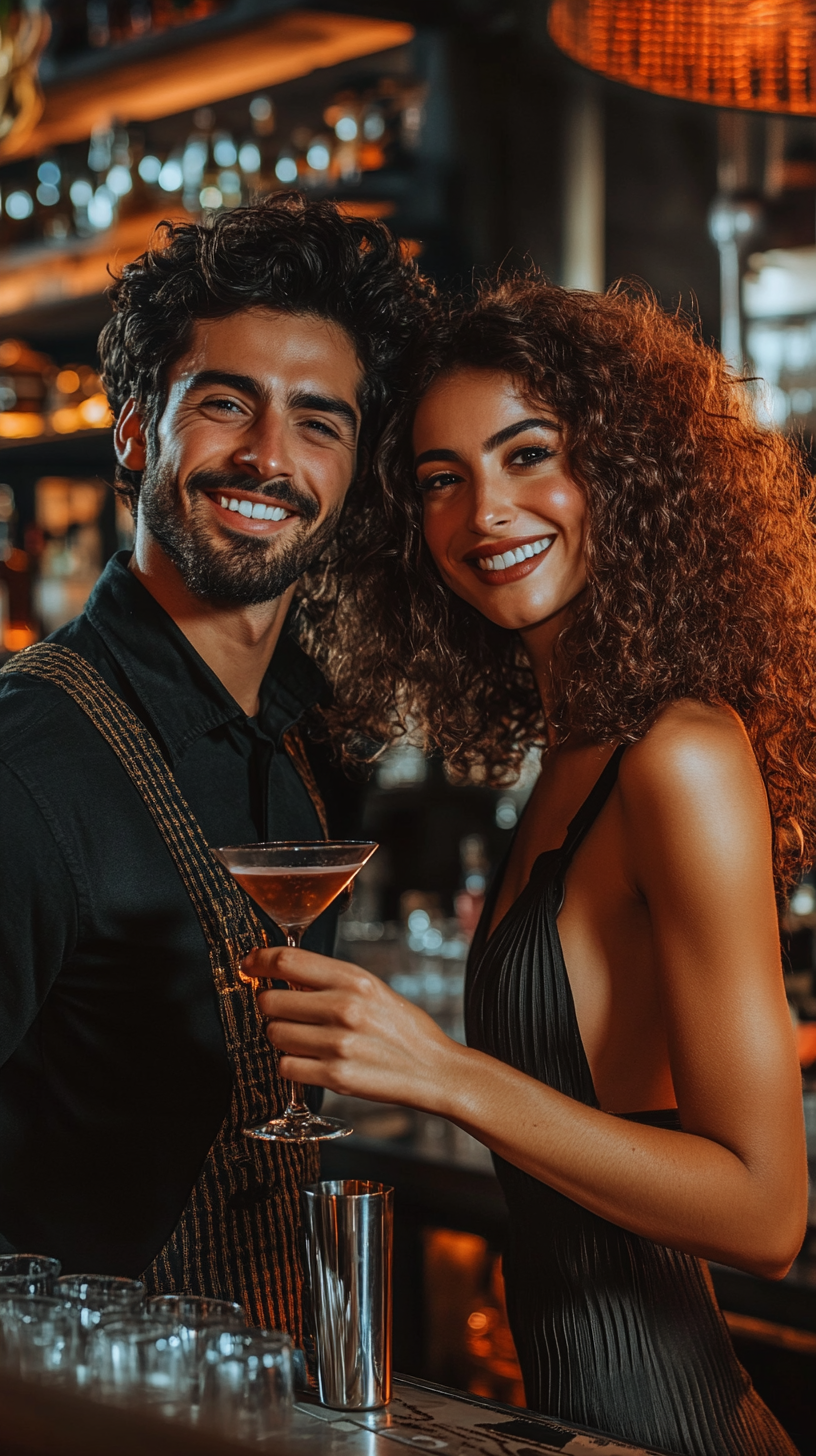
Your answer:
[452,584,563,633]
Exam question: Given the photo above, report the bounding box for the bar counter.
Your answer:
[319,1095,816,1455]
[0,1368,661,1456]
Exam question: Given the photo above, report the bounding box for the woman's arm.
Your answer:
[250,706,808,1277]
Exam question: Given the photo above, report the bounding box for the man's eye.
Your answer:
[203,396,242,414]
[304,419,338,438]
[416,471,461,493]
[511,445,554,467]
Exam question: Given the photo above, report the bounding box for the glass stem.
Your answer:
[283,926,310,1119]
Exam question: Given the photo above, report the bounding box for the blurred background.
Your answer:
[0,0,815,1445]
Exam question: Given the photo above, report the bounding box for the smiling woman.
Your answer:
[304,279,816,897]
[279,275,816,1455]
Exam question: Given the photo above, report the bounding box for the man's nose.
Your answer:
[231,408,294,480]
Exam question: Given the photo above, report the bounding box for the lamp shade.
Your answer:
[548,1,816,115]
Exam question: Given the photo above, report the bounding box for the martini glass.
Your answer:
[214,840,378,1142]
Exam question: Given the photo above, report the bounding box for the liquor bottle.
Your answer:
[0,339,52,441]
[0,485,39,652]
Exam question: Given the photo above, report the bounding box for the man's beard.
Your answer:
[137,459,342,607]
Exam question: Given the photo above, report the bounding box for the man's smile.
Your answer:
[200,483,301,537]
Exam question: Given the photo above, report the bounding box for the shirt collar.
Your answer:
[83,552,327,764]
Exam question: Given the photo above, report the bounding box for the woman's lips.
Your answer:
[465,534,554,586]
[202,488,299,537]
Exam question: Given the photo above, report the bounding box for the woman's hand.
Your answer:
[243,946,463,1109]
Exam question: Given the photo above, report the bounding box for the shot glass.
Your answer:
[199,1328,294,1439]
[54,1274,145,1384]
[0,1295,80,1383]
[53,1274,145,1321]
[0,1255,61,1297]
[146,1295,245,1401]
[87,1315,191,1417]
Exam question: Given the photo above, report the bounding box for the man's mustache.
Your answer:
[186,469,320,524]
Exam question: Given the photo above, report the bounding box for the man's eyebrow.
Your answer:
[289,391,359,436]
[482,416,560,452]
[184,370,264,398]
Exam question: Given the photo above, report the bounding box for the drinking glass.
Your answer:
[146,1295,245,1399]
[0,1295,79,1383]
[54,1274,146,1384]
[199,1327,293,1439]
[53,1273,145,1323]
[87,1315,191,1416]
[214,840,377,1142]
[0,1254,61,1296]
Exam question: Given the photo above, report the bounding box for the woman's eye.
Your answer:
[511,445,554,467]
[416,471,461,493]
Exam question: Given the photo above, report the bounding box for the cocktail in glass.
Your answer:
[214,840,378,1142]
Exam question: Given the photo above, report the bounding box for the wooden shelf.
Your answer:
[0,197,395,325]
[0,427,114,456]
[0,208,185,319]
[0,11,414,162]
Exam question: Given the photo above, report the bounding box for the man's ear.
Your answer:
[114,398,147,472]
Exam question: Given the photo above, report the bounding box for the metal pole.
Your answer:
[562,81,605,292]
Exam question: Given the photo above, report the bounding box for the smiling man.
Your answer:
[0,194,429,1334]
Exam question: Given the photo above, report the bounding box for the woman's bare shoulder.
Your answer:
[617,699,769,833]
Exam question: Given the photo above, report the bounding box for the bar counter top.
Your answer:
[0,1369,662,1456]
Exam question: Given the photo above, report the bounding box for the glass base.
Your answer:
[244,1112,352,1143]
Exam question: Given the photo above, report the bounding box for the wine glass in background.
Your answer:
[214,840,378,1142]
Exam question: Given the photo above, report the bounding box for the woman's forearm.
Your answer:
[432,1039,804,1278]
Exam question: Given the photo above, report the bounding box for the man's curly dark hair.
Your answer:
[301,276,816,897]
[98,191,433,508]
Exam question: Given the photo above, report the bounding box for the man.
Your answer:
[0,194,428,1335]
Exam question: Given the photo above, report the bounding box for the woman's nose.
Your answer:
[467,473,514,534]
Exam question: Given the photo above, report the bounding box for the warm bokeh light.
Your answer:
[50,394,113,434]
[797,1022,816,1066]
[0,411,44,438]
[548,1,816,115]
[2,622,37,651]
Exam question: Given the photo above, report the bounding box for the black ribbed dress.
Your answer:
[464,747,798,1456]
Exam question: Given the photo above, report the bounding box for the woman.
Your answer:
[246,280,814,1455]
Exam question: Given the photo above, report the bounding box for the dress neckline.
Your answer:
[483,744,627,948]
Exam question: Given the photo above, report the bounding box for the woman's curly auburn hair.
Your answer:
[300,276,816,895]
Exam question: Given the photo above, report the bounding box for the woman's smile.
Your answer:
[465,532,556,583]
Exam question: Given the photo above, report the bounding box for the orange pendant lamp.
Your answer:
[548,1,816,115]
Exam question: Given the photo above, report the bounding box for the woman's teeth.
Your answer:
[475,537,553,572]
[219,496,291,521]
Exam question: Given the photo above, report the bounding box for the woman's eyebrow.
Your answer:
[482,416,560,451]
[414,416,560,468]
[414,447,460,468]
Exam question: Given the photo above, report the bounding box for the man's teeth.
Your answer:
[219,496,290,522]
[475,537,553,572]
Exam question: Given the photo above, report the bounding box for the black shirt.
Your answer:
[0,553,342,1275]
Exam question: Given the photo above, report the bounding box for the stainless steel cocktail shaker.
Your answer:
[301,1179,393,1410]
